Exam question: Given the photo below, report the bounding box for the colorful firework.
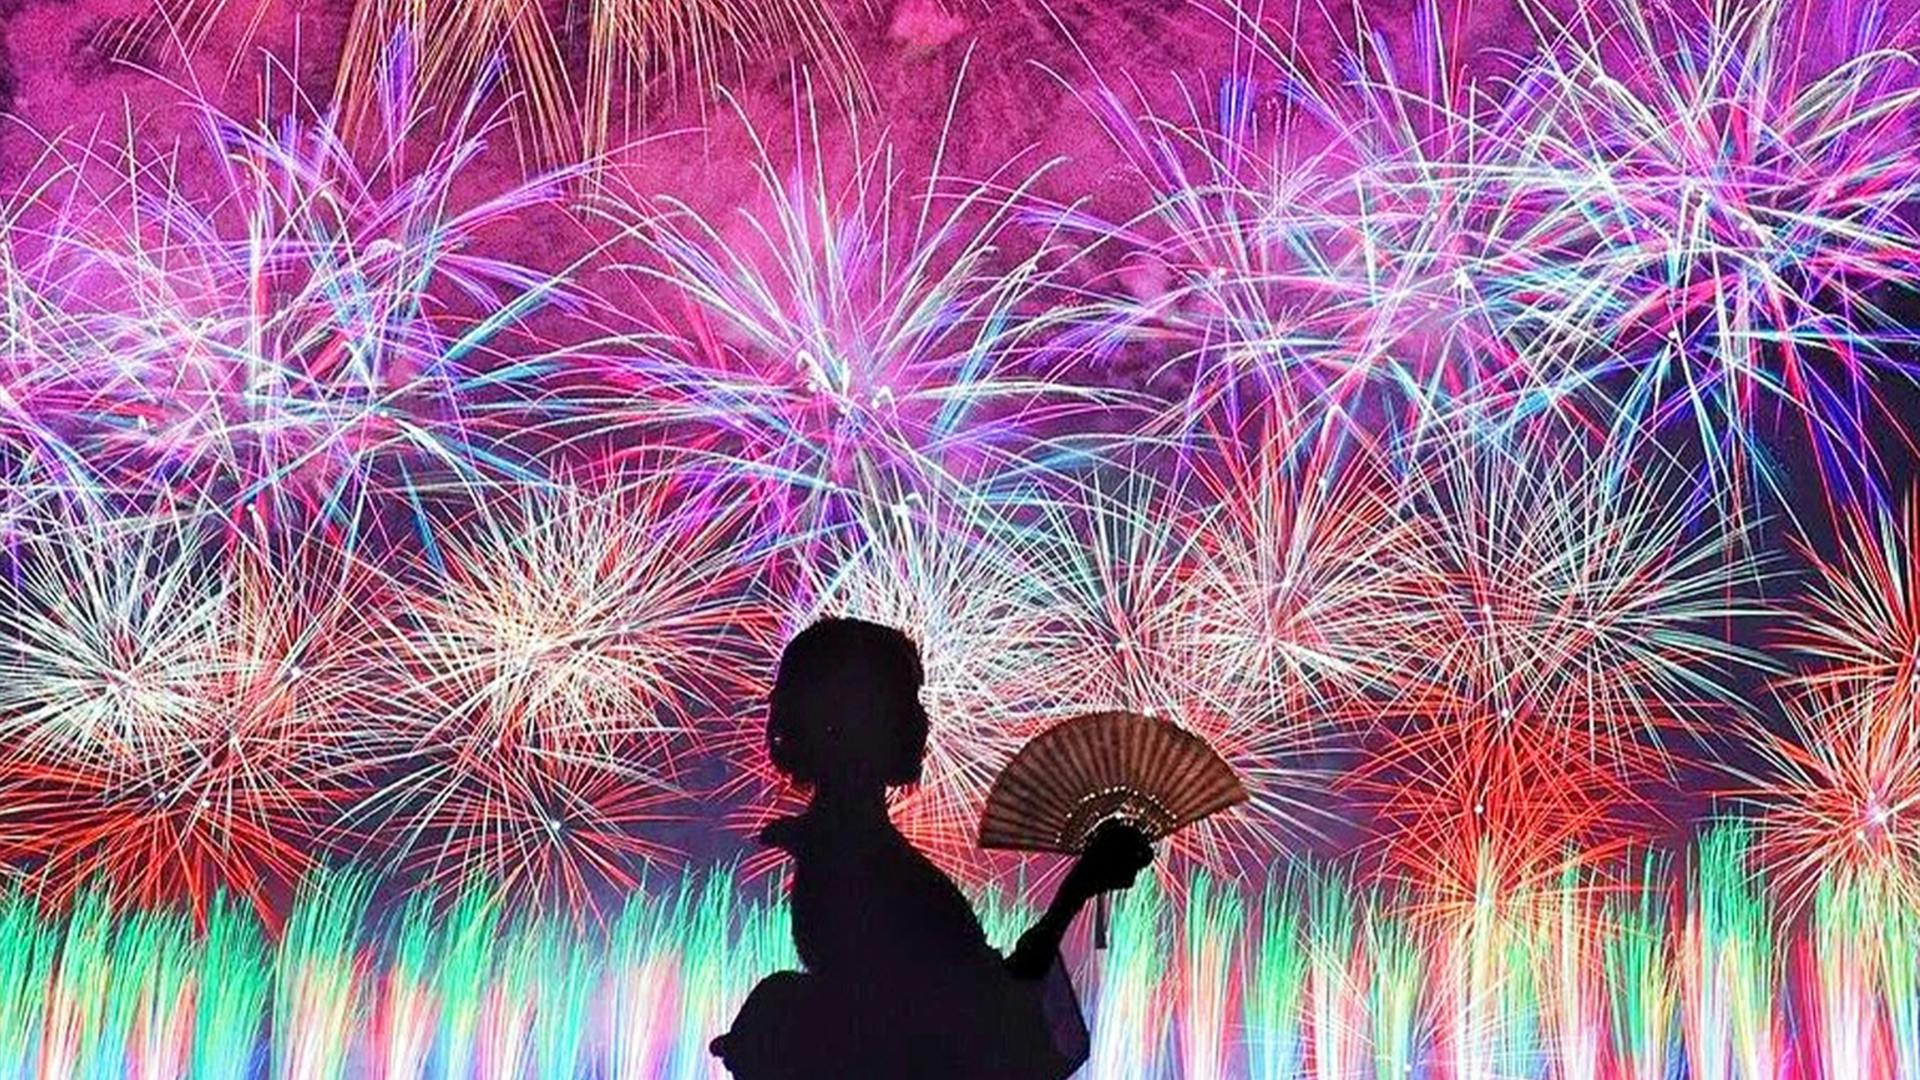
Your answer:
[350,471,769,910]
[1520,0,1920,498]
[1050,0,1606,432]
[582,84,1128,533]
[0,0,1914,1074]
[1358,427,1764,895]
[1734,683,1920,907]
[1783,491,1920,702]
[5,35,581,527]
[95,0,861,168]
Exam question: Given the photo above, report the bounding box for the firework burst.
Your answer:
[1022,412,1416,867]
[1782,491,1920,702]
[581,83,1126,534]
[97,0,861,168]
[1395,428,1763,756]
[1356,427,1764,891]
[0,512,376,916]
[1735,683,1920,907]
[8,39,583,526]
[1522,0,1920,497]
[352,470,770,911]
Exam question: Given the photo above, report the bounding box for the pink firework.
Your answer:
[1520,0,1920,496]
[1781,492,1920,702]
[1356,424,1764,890]
[578,82,1128,535]
[1735,684,1920,908]
[9,35,585,526]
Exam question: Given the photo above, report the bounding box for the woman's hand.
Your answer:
[1005,822,1155,981]
[1061,821,1154,901]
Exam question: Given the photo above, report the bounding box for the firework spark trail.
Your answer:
[1366,895,1423,1080]
[1886,885,1920,1080]
[191,896,271,1080]
[368,895,436,1080]
[1808,875,1887,1080]
[329,0,861,165]
[1518,0,1920,489]
[272,872,370,1080]
[1683,826,1754,1080]
[118,908,198,1080]
[0,514,232,767]
[1038,72,1364,427]
[0,891,53,1079]
[1736,684,1920,907]
[1091,874,1174,1079]
[1244,874,1307,1080]
[584,78,1131,538]
[1549,864,1609,1080]
[6,34,583,529]
[95,0,864,174]
[1398,429,1764,744]
[429,888,499,1080]
[353,471,771,910]
[1431,844,1549,1080]
[41,890,115,1080]
[1304,871,1365,1080]
[1167,414,1416,794]
[1607,857,1678,1080]
[1179,870,1243,1080]
[1783,493,1920,702]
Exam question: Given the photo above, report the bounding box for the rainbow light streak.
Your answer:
[0,828,1899,1077]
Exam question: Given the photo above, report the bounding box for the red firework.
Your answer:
[0,523,378,919]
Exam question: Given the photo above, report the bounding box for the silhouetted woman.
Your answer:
[710,617,1153,1079]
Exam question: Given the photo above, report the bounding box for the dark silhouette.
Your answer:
[710,617,1154,1079]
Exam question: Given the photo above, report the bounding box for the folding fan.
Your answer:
[978,710,1248,946]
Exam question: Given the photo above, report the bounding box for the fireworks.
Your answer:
[0,846,1904,1077]
[0,0,1915,1069]
[1784,492,1920,700]
[1735,683,1920,905]
[0,513,341,916]
[352,471,772,910]
[3,35,582,528]
[580,84,1127,534]
[1354,428,1766,898]
[1521,0,1920,495]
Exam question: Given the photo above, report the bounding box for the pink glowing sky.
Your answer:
[0,0,1539,234]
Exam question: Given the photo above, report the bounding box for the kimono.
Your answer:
[712,807,1090,1079]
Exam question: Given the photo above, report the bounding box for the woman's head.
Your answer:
[768,617,929,789]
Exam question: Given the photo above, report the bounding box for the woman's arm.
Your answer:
[1005,822,1153,981]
